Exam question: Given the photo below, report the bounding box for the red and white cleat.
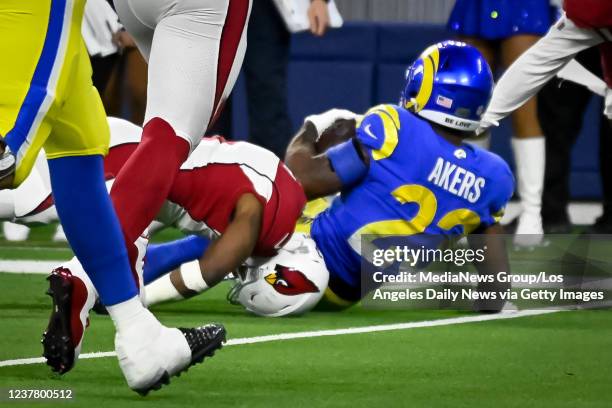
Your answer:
[42,258,97,374]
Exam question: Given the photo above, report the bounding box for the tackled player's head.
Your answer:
[399,40,493,135]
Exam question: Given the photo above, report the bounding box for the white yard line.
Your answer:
[0,246,70,252]
[0,308,561,368]
[0,260,63,274]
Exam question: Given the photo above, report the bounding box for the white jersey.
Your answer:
[113,0,251,144]
[157,137,282,241]
[0,116,304,255]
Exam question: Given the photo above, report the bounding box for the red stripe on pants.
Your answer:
[599,42,612,88]
[209,0,250,129]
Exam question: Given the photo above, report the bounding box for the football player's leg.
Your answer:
[41,40,142,372]
[46,48,226,391]
[0,189,15,221]
[2,222,29,241]
[0,191,27,240]
[315,277,359,312]
[0,0,56,189]
[110,1,251,260]
[45,44,139,307]
[43,258,99,373]
[316,288,357,311]
[112,0,154,64]
[501,35,545,245]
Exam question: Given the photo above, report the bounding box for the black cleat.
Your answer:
[133,324,227,396]
[91,299,108,315]
[180,324,227,365]
[42,271,75,374]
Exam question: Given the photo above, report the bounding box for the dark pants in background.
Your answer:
[210,0,293,158]
[539,48,612,230]
[91,54,119,96]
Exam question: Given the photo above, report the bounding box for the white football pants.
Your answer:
[114,0,252,146]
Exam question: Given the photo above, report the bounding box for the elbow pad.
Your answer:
[326,139,368,188]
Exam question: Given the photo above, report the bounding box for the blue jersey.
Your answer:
[311,104,514,294]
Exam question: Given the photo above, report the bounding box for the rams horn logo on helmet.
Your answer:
[264,265,319,296]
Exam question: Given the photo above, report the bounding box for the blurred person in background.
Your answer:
[539,49,612,234]
[448,0,559,246]
[83,0,122,96]
[476,0,612,234]
[211,0,332,157]
[82,0,147,125]
[82,0,146,123]
[104,32,148,125]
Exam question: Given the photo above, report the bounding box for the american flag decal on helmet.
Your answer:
[436,95,453,109]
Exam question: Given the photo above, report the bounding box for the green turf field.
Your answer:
[1,225,611,407]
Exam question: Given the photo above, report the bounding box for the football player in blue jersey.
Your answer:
[141,41,516,316]
[281,40,514,312]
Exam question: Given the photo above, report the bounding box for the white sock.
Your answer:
[52,225,67,242]
[144,274,184,307]
[107,296,153,333]
[3,221,30,241]
[511,137,545,216]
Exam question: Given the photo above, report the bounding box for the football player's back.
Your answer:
[311,105,513,295]
[308,41,514,303]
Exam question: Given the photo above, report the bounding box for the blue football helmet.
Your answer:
[399,40,494,132]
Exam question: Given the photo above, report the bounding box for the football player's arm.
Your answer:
[285,121,369,200]
[468,223,511,313]
[197,193,263,287]
[144,196,262,305]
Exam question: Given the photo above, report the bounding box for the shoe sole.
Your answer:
[134,327,227,396]
[42,273,75,374]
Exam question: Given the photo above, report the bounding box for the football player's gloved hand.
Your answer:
[475,115,499,136]
[0,140,16,189]
[304,109,361,137]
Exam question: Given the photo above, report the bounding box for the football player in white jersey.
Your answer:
[0,116,306,384]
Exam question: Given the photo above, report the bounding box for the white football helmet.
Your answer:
[228,233,329,317]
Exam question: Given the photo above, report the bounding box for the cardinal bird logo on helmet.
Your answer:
[264,265,319,296]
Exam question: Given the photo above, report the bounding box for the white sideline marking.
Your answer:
[0,309,560,368]
[0,246,69,252]
[0,260,62,274]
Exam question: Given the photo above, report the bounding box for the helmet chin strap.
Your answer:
[409,98,420,112]
[402,97,419,112]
